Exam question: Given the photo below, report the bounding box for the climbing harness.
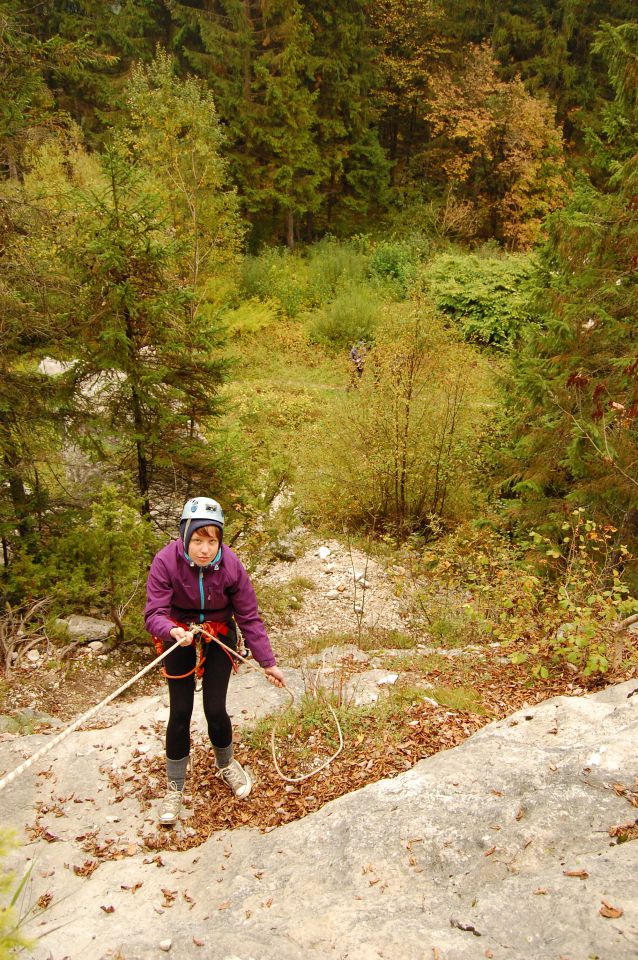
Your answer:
[152,621,237,682]
[0,638,183,795]
[191,624,344,784]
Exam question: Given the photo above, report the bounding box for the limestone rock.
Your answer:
[61,615,114,642]
[2,681,638,960]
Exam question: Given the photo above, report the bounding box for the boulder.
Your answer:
[60,615,114,642]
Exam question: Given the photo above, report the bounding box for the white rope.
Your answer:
[193,625,344,783]
[0,639,182,794]
[0,625,345,794]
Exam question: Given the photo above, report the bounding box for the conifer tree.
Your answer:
[170,0,321,246]
[67,145,229,514]
[505,22,638,539]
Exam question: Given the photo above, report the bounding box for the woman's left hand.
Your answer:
[264,665,286,688]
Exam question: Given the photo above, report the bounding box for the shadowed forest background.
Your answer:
[2,0,638,685]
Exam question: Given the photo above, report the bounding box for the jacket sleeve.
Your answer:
[144,554,178,644]
[229,559,276,668]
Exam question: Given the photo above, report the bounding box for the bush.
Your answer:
[306,282,381,347]
[420,250,537,347]
[297,304,493,533]
[306,238,369,304]
[239,247,309,317]
[368,241,418,298]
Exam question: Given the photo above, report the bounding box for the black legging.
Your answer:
[164,625,237,758]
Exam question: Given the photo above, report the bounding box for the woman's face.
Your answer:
[188,528,220,566]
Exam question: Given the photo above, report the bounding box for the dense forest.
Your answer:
[1,0,638,679]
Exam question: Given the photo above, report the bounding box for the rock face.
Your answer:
[1,681,638,959]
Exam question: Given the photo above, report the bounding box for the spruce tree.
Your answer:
[67,145,229,514]
[170,0,321,246]
[505,22,638,540]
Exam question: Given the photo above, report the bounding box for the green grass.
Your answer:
[427,684,490,715]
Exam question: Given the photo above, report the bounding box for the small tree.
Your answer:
[54,485,159,645]
[297,305,490,535]
[67,144,229,511]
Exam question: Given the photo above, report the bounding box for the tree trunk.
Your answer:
[285,209,295,250]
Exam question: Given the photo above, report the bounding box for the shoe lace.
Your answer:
[219,760,247,794]
[161,781,182,816]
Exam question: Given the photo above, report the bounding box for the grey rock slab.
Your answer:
[2,681,638,959]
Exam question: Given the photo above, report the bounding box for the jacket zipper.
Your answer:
[198,568,205,623]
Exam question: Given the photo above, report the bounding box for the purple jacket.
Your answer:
[144,539,276,668]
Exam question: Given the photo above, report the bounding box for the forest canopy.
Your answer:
[1,1,638,678]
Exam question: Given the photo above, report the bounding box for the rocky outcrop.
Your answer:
[1,679,637,959]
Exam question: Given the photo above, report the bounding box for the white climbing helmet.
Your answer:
[179,497,225,550]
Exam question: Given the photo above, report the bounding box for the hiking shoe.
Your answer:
[218,759,252,799]
[159,781,183,826]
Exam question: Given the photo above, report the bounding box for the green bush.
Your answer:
[420,250,537,347]
[306,237,369,304]
[368,241,418,298]
[239,247,309,317]
[306,282,381,347]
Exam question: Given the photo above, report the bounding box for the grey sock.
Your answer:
[213,743,233,769]
[166,755,189,791]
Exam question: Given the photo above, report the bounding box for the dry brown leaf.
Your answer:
[563,869,589,879]
[193,937,205,947]
[217,900,230,910]
[600,900,623,919]
[100,905,115,914]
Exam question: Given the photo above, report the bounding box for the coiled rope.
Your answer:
[192,624,344,783]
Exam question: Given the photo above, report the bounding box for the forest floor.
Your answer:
[2,533,636,850]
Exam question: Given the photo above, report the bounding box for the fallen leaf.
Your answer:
[534,888,547,895]
[217,900,230,910]
[193,937,204,947]
[484,846,496,857]
[100,905,115,914]
[600,900,623,919]
[563,869,589,879]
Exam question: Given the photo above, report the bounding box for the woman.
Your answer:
[145,496,285,826]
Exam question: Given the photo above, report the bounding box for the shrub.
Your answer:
[297,304,493,533]
[420,250,537,347]
[306,282,381,347]
[368,241,418,298]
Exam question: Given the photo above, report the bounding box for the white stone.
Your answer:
[88,640,104,653]
[159,940,172,952]
[325,590,340,600]
[318,546,331,560]
[25,650,40,662]
[377,673,399,686]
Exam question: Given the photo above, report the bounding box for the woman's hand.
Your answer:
[170,626,194,647]
[264,665,286,688]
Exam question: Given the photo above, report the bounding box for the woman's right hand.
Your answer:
[170,626,194,646]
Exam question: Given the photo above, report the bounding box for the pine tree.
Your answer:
[170,0,321,246]
[505,22,638,540]
[300,0,390,234]
[67,145,229,513]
